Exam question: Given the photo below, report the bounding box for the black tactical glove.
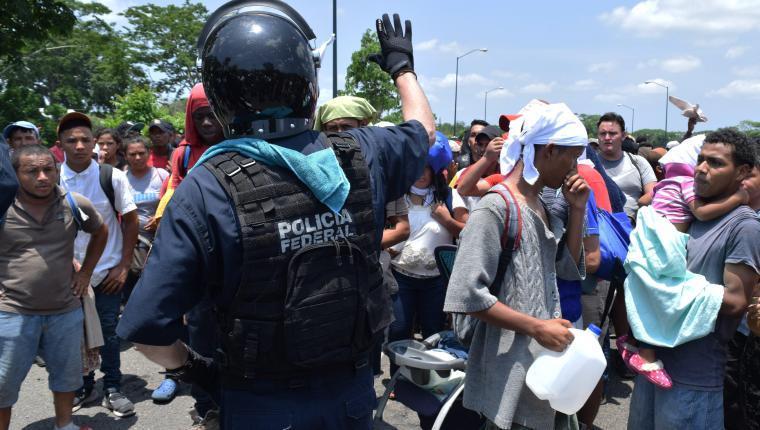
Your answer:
[165,346,217,394]
[368,13,414,80]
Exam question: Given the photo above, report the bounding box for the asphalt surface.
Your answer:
[13,343,632,429]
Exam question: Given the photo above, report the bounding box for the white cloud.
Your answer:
[660,55,701,73]
[725,46,749,59]
[414,39,439,52]
[637,78,675,93]
[423,73,494,89]
[588,62,615,73]
[637,56,701,73]
[600,0,760,36]
[520,82,556,94]
[733,65,760,77]
[710,80,760,98]
[594,93,625,103]
[413,39,467,55]
[570,79,599,91]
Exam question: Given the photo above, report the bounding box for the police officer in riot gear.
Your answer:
[116,1,435,428]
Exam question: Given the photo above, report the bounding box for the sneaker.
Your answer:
[191,409,220,430]
[72,387,97,412]
[101,388,135,417]
[629,353,673,389]
[34,355,46,367]
[151,378,178,404]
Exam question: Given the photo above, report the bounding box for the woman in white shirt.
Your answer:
[388,133,462,350]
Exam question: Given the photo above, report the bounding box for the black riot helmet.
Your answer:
[198,1,320,139]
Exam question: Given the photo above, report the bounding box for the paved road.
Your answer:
[14,344,632,429]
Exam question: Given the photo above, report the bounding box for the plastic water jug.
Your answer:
[525,324,606,415]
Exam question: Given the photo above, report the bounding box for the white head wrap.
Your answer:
[499,101,588,184]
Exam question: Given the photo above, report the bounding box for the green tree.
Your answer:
[738,120,760,138]
[0,1,145,132]
[0,0,76,61]
[342,29,399,116]
[123,1,208,97]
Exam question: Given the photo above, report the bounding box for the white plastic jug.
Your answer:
[525,324,606,415]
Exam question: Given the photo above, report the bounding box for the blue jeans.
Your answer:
[220,366,374,430]
[388,271,446,343]
[187,296,218,416]
[628,375,723,429]
[83,285,122,392]
[0,308,83,407]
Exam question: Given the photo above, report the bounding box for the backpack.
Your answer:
[65,192,85,231]
[97,164,118,216]
[594,207,633,282]
[450,183,523,347]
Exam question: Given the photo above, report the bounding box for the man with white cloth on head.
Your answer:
[444,102,590,430]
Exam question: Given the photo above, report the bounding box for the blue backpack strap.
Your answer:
[65,191,84,231]
[484,183,522,295]
[182,145,192,172]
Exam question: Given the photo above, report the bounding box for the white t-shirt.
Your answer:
[390,196,453,278]
[60,160,137,286]
[451,187,480,214]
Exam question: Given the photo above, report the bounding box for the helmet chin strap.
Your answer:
[313,34,335,70]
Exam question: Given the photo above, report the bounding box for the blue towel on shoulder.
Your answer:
[192,138,350,213]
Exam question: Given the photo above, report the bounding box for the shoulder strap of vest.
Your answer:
[204,152,274,228]
[98,163,117,215]
[322,131,361,158]
[64,192,84,231]
[485,183,522,296]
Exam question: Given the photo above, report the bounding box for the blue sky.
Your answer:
[101,0,760,132]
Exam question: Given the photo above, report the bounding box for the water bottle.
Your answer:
[525,324,606,415]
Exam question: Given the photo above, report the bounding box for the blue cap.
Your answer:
[427,131,453,174]
[588,324,602,336]
[3,121,39,140]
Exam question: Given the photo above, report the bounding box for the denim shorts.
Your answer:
[0,308,84,407]
[628,375,723,430]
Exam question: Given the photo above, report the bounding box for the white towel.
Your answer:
[500,101,588,184]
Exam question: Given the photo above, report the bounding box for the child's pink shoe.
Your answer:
[615,334,639,371]
[629,353,673,389]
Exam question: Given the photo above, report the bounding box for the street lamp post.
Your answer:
[484,86,504,119]
[616,103,635,133]
[644,80,669,136]
[332,0,337,98]
[454,48,487,136]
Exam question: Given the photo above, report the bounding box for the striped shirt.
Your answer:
[652,175,695,224]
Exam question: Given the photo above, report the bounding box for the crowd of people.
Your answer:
[0,2,759,430]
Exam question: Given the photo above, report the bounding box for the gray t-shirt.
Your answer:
[599,153,656,220]
[655,205,760,390]
[443,193,584,429]
[127,167,168,238]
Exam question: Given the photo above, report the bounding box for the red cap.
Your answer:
[498,114,521,132]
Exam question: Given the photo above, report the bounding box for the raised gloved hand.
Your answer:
[368,13,414,80]
[165,346,217,394]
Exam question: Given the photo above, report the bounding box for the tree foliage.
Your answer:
[0,1,146,144]
[123,1,208,97]
[341,29,399,116]
[101,86,185,133]
[0,0,76,60]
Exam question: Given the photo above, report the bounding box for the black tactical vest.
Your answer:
[204,133,391,386]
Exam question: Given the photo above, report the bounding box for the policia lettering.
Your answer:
[277,209,355,253]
